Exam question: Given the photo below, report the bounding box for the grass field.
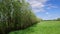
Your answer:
[9,21,60,34]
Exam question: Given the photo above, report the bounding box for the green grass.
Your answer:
[9,21,60,34]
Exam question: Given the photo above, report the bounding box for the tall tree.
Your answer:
[0,0,38,34]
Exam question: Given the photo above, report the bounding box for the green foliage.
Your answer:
[0,0,39,34]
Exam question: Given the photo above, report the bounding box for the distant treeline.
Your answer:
[43,18,60,21]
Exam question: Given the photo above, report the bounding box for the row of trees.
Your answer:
[56,18,60,21]
[0,0,39,34]
[49,18,60,21]
[43,18,60,21]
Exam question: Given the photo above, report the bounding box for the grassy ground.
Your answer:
[9,21,60,34]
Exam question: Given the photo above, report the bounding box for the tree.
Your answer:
[0,0,39,34]
[56,18,60,21]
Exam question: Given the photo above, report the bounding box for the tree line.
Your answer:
[0,0,39,34]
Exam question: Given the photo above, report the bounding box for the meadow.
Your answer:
[9,21,60,34]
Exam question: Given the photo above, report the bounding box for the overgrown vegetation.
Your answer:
[0,0,39,34]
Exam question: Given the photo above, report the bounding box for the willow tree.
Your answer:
[0,0,38,34]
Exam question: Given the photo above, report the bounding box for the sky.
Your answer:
[27,0,60,20]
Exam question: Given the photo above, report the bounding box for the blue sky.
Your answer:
[27,0,60,20]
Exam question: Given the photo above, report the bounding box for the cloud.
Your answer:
[33,8,46,13]
[27,0,58,13]
[27,0,48,13]
[46,4,58,9]
[28,0,48,3]
[29,0,45,8]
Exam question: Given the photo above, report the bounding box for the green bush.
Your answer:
[0,0,39,34]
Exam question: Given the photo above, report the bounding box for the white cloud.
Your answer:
[29,0,45,8]
[31,2,44,7]
[28,0,48,3]
[27,0,48,12]
[46,4,58,9]
[27,0,58,13]
[33,8,46,13]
